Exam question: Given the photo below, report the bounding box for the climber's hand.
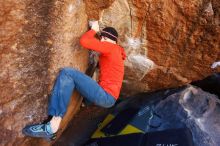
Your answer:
[89,20,99,32]
[211,61,220,69]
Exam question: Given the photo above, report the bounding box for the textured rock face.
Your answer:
[154,86,220,146]
[0,0,220,145]
[0,0,88,145]
[97,0,220,96]
[137,86,220,146]
[180,87,220,146]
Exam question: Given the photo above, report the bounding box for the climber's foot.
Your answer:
[22,123,56,141]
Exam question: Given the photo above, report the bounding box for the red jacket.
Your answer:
[80,30,126,99]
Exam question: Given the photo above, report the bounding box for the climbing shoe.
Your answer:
[22,123,56,141]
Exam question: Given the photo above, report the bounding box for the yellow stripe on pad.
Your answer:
[92,114,115,138]
[91,114,144,139]
[119,125,143,135]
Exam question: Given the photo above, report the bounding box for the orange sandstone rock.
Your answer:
[0,0,220,145]
[99,0,220,96]
[0,0,88,145]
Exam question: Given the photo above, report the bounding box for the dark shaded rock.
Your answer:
[192,73,220,97]
[53,106,111,146]
[143,86,220,146]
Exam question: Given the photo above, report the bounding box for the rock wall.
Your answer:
[96,0,220,96]
[0,0,220,145]
[0,0,88,145]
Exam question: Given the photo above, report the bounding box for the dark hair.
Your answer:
[100,27,118,42]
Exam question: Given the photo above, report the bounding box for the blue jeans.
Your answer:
[48,68,116,117]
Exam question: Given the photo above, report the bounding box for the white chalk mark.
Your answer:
[128,55,155,71]
[68,4,74,13]
[204,2,214,16]
[211,61,220,69]
[127,37,141,50]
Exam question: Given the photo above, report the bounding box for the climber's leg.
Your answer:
[22,67,116,140]
[22,67,76,140]
[62,68,116,108]
[48,68,76,118]
[48,67,115,117]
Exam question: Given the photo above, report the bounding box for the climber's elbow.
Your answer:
[79,37,86,47]
[80,37,87,48]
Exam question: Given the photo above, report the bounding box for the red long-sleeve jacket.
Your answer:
[80,30,126,99]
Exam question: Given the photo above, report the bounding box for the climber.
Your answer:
[211,61,220,69]
[22,21,126,140]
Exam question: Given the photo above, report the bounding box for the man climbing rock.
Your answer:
[22,21,126,140]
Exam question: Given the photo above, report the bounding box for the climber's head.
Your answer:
[100,27,118,43]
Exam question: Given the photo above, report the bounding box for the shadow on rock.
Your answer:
[128,85,220,146]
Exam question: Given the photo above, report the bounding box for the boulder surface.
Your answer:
[0,0,219,145]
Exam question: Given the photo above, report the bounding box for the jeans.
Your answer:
[48,68,116,117]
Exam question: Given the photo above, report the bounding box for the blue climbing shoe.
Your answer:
[22,123,56,141]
